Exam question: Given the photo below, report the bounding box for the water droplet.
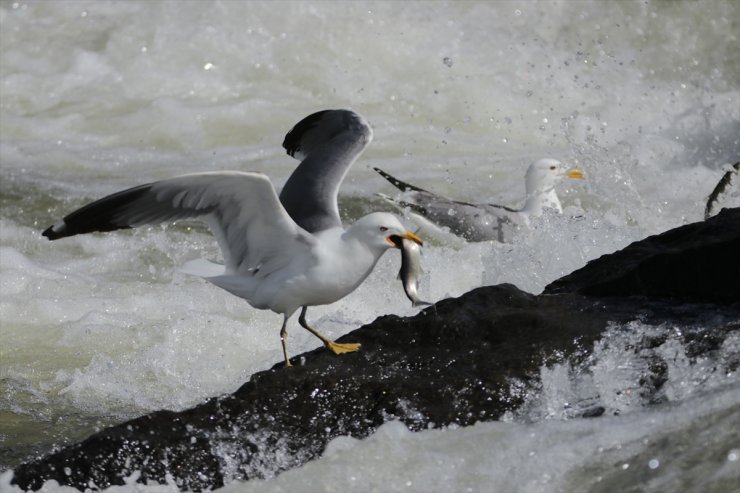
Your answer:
[515,9,522,16]
[728,449,739,462]
[442,57,453,68]
[203,62,214,70]
[621,463,629,470]
[64,467,72,476]
[648,459,660,469]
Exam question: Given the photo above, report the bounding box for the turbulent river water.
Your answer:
[1,1,739,492]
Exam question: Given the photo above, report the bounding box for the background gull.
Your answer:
[375,158,584,242]
[42,109,422,368]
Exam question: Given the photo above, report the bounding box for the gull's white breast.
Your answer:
[203,227,381,316]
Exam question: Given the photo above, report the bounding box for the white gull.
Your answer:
[43,109,422,368]
[375,158,584,242]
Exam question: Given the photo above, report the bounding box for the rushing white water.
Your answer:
[1,1,739,491]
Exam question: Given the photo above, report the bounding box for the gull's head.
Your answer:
[347,212,423,251]
[525,158,585,195]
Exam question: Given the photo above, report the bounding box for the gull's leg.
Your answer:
[298,306,361,355]
[280,314,292,368]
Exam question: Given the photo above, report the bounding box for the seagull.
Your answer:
[42,109,422,368]
[374,158,584,242]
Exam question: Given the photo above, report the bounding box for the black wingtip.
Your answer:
[42,223,65,240]
[373,167,428,193]
[282,109,333,158]
[377,191,428,216]
[39,184,151,241]
[282,109,371,161]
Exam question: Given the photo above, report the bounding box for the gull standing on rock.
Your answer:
[375,158,585,242]
[42,109,423,368]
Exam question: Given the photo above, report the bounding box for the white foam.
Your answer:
[212,383,740,493]
[2,0,739,488]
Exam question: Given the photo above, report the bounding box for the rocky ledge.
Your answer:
[544,207,740,303]
[11,208,740,491]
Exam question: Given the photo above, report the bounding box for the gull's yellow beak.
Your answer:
[387,230,423,248]
[565,166,586,180]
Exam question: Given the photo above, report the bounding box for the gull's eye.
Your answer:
[549,165,557,171]
[379,226,389,232]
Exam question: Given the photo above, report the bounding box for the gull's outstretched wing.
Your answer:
[280,109,372,233]
[42,172,314,275]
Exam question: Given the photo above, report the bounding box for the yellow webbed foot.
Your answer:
[325,340,361,355]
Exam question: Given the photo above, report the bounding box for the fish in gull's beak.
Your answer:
[387,230,423,248]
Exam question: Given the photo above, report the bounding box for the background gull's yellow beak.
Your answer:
[566,167,586,180]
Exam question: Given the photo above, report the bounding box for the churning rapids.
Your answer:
[1,1,739,492]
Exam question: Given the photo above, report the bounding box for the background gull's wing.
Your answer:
[375,167,522,242]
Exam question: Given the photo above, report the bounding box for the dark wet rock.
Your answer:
[11,288,739,491]
[11,209,740,491]
[544,207,740,304]
[11,285,614,491]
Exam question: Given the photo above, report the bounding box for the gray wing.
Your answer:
[280,109,372,233]
[374,167,522,242]
[42,172,314,275]
[399,194,521,242]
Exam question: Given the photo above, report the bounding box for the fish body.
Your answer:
[397,237,432,307]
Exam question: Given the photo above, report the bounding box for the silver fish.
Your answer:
[398,237,432,307]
